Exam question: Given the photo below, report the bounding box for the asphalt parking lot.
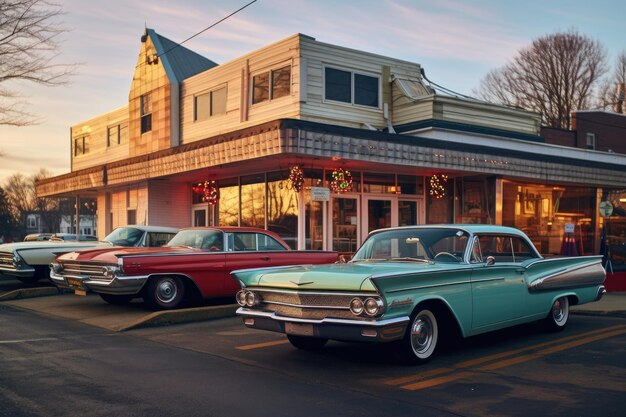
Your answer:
[1,278,625,332]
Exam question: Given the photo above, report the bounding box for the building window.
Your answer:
[107,126,119,147]
[127,209,137,225]
[74,136,89,156]
[27,215,38,229]
[252,65,291,104]
[324,66,380,108]
[140,93,152,134]
[586,133,596,150]
[194,86,227,121]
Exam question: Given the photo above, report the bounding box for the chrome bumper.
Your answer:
[0,265,36,278]
[49,270,149,295]
[595,285,606,301]
[237,307,410,342]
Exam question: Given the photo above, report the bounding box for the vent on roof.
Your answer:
[394,78,434,100]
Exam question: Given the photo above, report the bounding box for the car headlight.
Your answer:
[350,298,364,315]
[50,263,63,274]
[102,266,118,278]
[364,297,383,316]
[12,252,23,267]
[236,290,262,307]
[236,290,247,306]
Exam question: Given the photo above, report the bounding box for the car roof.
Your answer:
[120,225,179,233]
[372,224,525,236]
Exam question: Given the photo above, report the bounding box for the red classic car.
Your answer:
[49,227,338,310]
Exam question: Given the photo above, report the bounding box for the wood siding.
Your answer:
[71,106,129,171]
[147,180,191,228]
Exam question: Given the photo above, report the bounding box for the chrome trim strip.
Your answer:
[387,279,471,293]
[529,261,605,291]
[237,308,409,326]
[252,288,377,297]
[262,300,351,310]
[471,277,506,283]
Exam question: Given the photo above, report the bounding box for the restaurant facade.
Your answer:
[37,29,626,288]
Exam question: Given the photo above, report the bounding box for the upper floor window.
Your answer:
[586,132,596,150]
[140,93,152,134]
[324,66,380,108]
[74,136,89,156]
[194,86,227,121]
[252,65,291,104]
[107,123,129,147]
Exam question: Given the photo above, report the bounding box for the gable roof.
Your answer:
[146,28,218,84]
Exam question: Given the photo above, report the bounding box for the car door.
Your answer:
[224,232,284,293]
[471,234,529,330]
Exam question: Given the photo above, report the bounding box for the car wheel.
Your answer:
[400,307,439,364]
[144,276,185,310]
[287,334,328,351]
[544,296,569,331]
[99,293,135,305]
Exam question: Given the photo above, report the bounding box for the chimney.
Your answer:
[615,83,625,114]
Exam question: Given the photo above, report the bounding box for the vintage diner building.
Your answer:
[37,29,626,287]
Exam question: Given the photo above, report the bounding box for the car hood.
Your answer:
[0,241,102,253]
[57,246,199,263]
[233,261,458,292]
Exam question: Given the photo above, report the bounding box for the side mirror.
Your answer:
[485,256,496,266]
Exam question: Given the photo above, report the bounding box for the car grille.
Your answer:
[252,288,377,321]
[59,261,114,282]
[0,251,15,269]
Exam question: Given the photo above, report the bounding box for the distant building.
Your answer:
[36,29,626,274]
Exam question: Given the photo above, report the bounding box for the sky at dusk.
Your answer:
[0,0,624,185]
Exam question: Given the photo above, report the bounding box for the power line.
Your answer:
[157,0,258,59]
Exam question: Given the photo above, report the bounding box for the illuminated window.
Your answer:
[140,93,152,134]
[252,65,291,104]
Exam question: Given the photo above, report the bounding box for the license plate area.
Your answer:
[285,322,314,336]
[66,277,84,289]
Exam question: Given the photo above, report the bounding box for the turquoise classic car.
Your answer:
[233,225,606,363]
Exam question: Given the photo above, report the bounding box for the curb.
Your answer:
[117,304,239,331]
[0,287,61,301]
[571,309,626,319]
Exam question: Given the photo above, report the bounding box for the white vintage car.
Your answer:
[0,225,178,283]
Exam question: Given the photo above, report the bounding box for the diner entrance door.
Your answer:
[363,197,395,237]
[330,196,359,253]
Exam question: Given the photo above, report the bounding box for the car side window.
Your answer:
[257,234,286,251]
[146,232,175,247]
[470,237,483,263]
[233,233,256,251]
[478,234,535,263]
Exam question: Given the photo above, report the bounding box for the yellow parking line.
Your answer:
[236,339,290,350]
[385,324,626,386]
[400,325,626,391]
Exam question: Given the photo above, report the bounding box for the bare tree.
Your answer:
[0,0,76,126]
[3,168,60,234]
[596,52,626,112]
[475,30,608,129]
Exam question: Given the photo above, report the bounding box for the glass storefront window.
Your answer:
[426,175,454,224]
[363,172,395,194]
[455,177,494,224]
[397,175,424,196]
[267,171,298,249]
[502,181,595,255]
[241,174,265,228]
[304,174,324,250]
[218,178,239,226]
[602,190,626,271]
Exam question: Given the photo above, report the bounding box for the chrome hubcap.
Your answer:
[411,315,432,354]
[156,279,177,303]
[552,298,567,323]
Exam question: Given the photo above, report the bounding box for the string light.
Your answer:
[288,165,304,192]
[429,174,448,199]
[193,180,220,205]
[330,168,352,193]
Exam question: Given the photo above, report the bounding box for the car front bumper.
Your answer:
[0,265,36,279]
[49,270,148,295]
[237,307,410,342]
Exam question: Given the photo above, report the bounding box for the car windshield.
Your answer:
[103,227,145,246]
[351,228,469,263]
[166,229,224,251]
